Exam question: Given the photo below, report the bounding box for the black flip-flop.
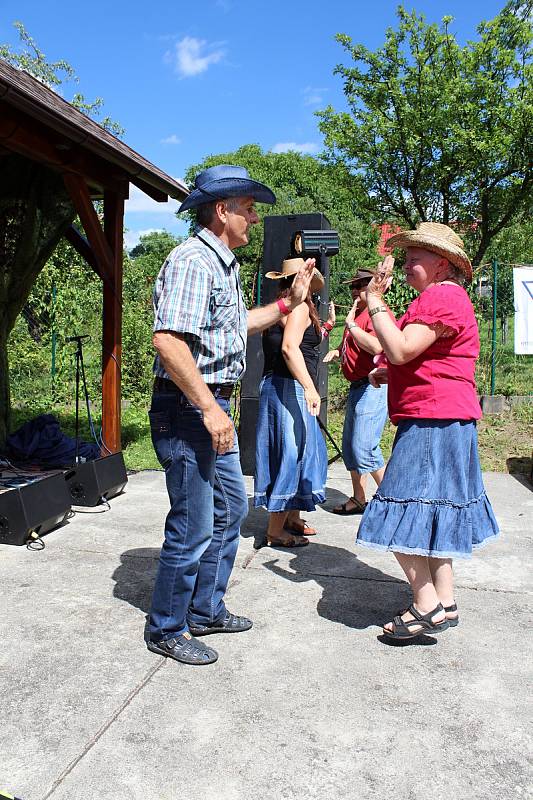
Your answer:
[332,497,367,515]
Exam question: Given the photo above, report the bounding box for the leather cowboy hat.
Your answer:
[265,257,324,293]
[342,269,375,285]
[178,164,276,212]
[386,222,472,281]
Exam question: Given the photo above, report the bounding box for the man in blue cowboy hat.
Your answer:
[147,164,316,665]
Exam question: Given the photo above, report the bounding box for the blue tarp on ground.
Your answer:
[7,414,100,466]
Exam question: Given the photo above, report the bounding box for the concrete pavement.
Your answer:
[0,465,531,800]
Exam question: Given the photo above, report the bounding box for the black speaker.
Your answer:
[0,473,72,546]
[258,213,331,307]
[64,452,128,507]
[239,213,332,475]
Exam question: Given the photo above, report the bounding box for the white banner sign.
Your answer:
[513,267,533,355]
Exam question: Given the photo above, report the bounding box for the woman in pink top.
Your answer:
[357,223,499,641]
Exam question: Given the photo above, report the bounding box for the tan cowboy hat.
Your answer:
[341,268,375,285]
[386,222,472,281]
[265,257,325,292]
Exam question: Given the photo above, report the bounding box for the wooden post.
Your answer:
[62,173,125,454]
[102,188,125,453]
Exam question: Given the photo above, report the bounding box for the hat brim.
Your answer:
[341,273,374,285]
[178,177,276,212]
[265,267,324,293]
[386,231,472,280]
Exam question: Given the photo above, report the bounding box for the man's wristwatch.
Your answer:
[346,322,358,331]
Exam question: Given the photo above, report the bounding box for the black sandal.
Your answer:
[383,603,450,640]
[444,602,459,628]
[332,497,367,515]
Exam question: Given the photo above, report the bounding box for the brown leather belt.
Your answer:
[153,377,234,399]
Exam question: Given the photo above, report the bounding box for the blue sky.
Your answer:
[2,0,506,248]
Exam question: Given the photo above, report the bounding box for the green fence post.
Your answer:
[51,282,57,397]
[490,259,498,396]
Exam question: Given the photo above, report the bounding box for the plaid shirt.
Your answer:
[152,226,248,383]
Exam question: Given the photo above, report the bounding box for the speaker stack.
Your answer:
[239,212,337,475]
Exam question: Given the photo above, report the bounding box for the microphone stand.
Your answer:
[68,335,90,465]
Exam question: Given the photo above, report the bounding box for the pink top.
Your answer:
[387,284,482,425]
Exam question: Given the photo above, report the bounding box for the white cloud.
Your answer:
[302,86,328,106]
[160,134,181,145]
[167,36,225,78]
[124,228,163,251]
[126,185,181,215]
[271,142,320,155]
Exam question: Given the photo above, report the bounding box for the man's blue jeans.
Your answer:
[148,389,248,642]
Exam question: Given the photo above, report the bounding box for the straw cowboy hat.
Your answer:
[178,164,276,212]
[341,268,375,285]
[386,222,472,281]
[265,258,325,292]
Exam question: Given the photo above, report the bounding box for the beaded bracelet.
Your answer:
[368,305,388,318]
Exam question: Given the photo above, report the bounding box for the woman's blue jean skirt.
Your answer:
[342,382,388,474]
[254,375,327,512]
[357,419,499,559]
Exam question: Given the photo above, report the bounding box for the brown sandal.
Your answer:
[267,533,309,548]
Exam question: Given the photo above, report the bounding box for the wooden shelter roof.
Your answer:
[0,59,189,203]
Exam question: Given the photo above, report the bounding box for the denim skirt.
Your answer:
[357,419,499,559]
[254,374,327,512]
[342,382,388,474]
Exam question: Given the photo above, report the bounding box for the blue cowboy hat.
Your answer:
[178,164,276,212]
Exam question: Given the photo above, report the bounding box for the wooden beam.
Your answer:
[101,187,125,454]
[62,173,114,280]
[64,225,103,279]
[132,177,168,203]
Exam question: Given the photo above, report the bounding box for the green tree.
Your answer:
[121,231,182,398]
[185,144,379,307]
[129,230,182,262]
[317,2,533,267]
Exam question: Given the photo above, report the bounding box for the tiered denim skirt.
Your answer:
[254,375,327,512]
[357,419,499,559]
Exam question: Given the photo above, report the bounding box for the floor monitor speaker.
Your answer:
[64,452,128,507]
[0,473,72,546]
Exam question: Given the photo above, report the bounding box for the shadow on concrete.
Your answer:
[262,544,438,645]
[506,458,532,491]
[112,548,159,615]
[261,542,407,628]
[241,500,268,544]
